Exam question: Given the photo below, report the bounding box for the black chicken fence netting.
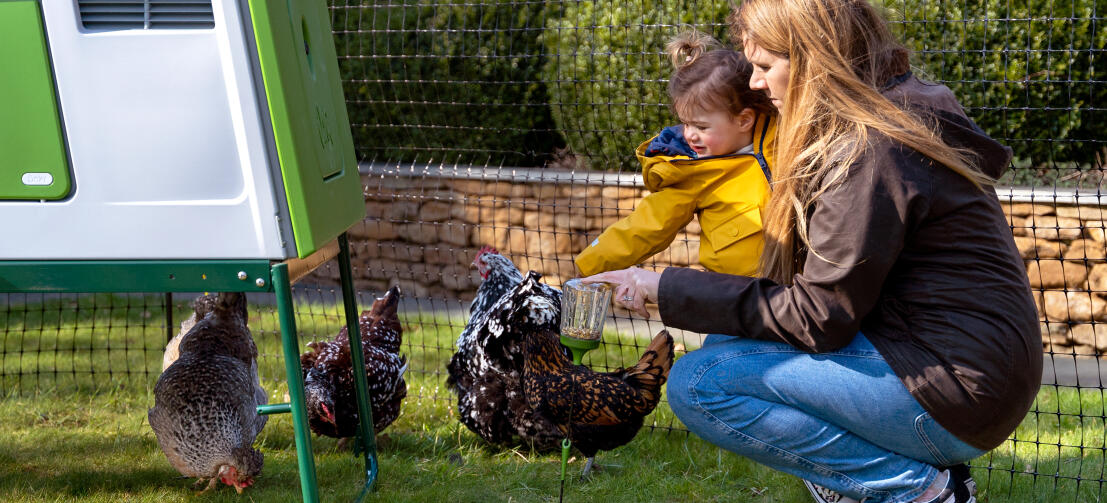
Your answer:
[3,0,1107,500]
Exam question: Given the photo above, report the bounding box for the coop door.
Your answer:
[248,0,365,258]
[0,0,72,201]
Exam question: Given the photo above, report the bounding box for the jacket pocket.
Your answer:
[707,206,763,251]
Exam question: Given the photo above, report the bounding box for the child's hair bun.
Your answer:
[666,29,724,69]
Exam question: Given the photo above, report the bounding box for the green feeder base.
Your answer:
[560,335,601,365]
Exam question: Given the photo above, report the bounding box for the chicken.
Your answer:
[512,274,675,477]
[456,247,560,352]
[447,251,566,449]
[148,292,267,494]
[162,294,218,371]
[301,286,407,442]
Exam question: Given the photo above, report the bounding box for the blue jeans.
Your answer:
[667,333,985,503]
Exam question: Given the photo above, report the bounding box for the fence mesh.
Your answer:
[2,0,1106,500]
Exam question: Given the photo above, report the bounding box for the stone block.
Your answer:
[397,222,439,244]
[1063,240,1107,262]
[1042,290,1107,322]
[424,245,469,265]
[439,222,471,247]
[1026,260,1088,289]
[1005,202,1056,217]
[559,185,603,198]
[505,228,528,254]
[525,230,588,255]
[1088,263,1107,293]
[439,264,478,291]
[419,200,453,222]
[524,211,556,229]
[377,241,425,262]
[1067,323,1107,353]
[1056,206,1107,220]
[1085,221,1107,243]
[1027,215,1083,241]
[354,220,400,241]
[471,226,509,251]
[532,183,559,199]
[1013,236,1065,259]
[601,185,644,199]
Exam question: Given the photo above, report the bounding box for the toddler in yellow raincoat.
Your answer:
[575,31,777,277]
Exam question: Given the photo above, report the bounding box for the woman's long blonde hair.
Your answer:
[730,0,993,283]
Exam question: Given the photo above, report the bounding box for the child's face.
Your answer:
[680,108,755,157]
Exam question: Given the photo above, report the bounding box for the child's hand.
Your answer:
[581,267,660,319]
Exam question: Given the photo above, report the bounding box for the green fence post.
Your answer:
[337,232,379,500]
[271,263,320,503]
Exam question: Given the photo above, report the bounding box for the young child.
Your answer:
[575,31,777,277]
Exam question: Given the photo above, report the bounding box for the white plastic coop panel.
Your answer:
[0,1,294,260]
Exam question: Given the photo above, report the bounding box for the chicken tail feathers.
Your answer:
[365,286,403,350]
[621,330,675,405]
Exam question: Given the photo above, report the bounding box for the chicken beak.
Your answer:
[234,483,244,494]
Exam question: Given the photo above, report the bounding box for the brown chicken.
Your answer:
[162,294,218,371]
[148,292,267,493]
[300,286,407,443]
[508,273,675,476]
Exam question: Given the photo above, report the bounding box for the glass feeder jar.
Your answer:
[559,278,612,364]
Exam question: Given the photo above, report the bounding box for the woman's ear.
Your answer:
[735,108,757,132]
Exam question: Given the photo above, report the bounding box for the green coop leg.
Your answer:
[337,233,380,500]
[272,263,321,503]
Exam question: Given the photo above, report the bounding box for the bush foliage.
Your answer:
[539,1,734,171]
[330,0,562,166]
[883,0,1106,183]
[330,0,1105,181]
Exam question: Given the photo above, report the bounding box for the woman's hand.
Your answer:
[581,267,661,319]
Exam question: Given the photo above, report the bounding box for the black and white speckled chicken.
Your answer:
[301,286,407,442]
[511,274,675,477]
[446,253,565,449]
[148,292,267,494]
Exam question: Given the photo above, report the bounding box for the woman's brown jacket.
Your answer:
[658,74,1041,450]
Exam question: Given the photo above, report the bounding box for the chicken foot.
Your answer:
[193,477,220,495]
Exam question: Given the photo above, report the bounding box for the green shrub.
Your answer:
[539,1,734,171]
[881,0,1106,182]
[330,0,562,167]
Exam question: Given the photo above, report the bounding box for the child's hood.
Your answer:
[636,115,776,192]
[636,125,700,192]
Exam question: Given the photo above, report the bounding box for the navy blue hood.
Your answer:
[645,125,697,158]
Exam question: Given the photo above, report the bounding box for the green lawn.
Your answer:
[0,294,1103,502]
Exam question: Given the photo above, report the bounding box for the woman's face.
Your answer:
[744,40,790,109]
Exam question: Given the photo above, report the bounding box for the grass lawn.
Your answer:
[0,294,1103,502]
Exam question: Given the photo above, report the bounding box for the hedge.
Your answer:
[330,0,1104,181]
[330,0,562,166]
[538,1,735,171]
[882,0,1107,184]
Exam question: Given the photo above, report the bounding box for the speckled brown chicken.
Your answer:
[300,286,407,441]
[511,275,675,476]
[148,292,267,494]
[162,294,218,371]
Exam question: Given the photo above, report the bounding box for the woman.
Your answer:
[584,1,1041,502]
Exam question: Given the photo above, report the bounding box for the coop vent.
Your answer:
[78,0,215,30]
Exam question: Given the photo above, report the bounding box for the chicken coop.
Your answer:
[2,0,1107,502]
[0,0,377,501]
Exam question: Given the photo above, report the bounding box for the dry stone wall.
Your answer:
[303,167,1107,357]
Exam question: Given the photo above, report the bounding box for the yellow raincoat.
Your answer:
[575,114,776,276]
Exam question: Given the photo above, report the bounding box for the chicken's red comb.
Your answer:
[477,245,499,257]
